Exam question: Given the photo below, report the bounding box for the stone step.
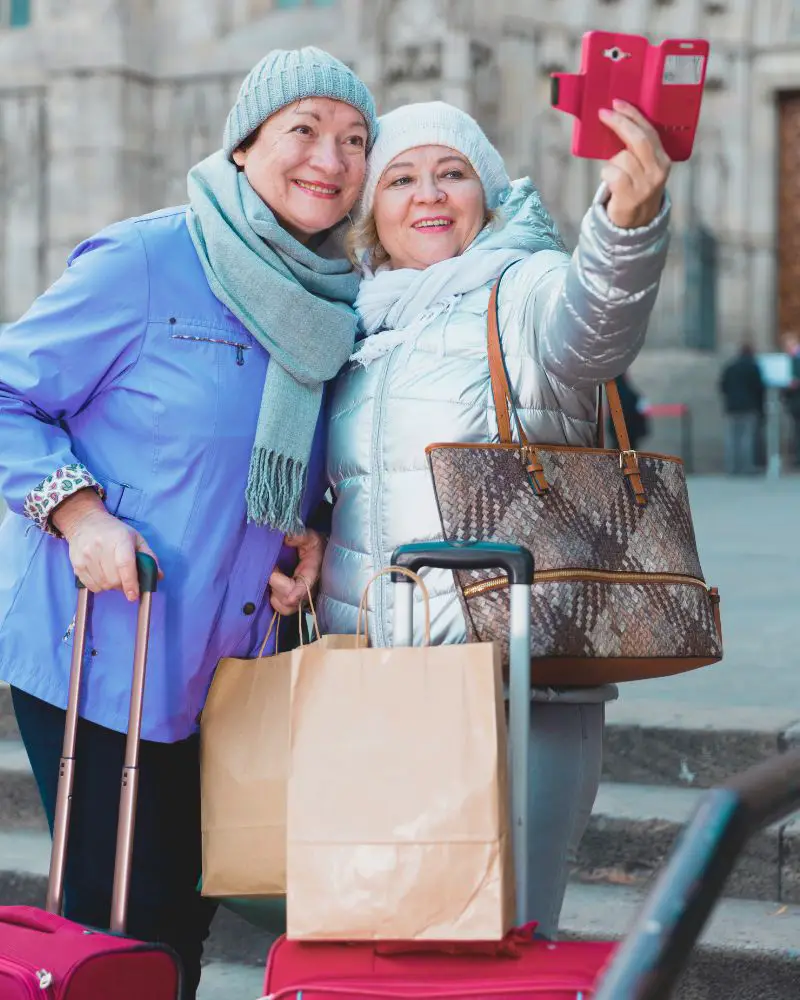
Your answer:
[0,739,46,829]
[0,683,18,740]
[5,686,800,792]
[4,681,800,793]
[0,829,275,970]
[603,699,800,789]
[2,727,799,905]
[197,961,264,1000]
[561,882,800,1000]
[576,782,799,904]
[192,890,800,1000]
[2,828,798,998]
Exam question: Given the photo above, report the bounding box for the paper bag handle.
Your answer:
[297,576,322,646]
[256,577,324,658]
[357,566,431,647]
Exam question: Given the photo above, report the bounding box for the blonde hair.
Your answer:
[346,207,502,273]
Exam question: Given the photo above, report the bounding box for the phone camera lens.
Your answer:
[610,48,621,61]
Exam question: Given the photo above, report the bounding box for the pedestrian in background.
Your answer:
[719,343,765,475]
[781,331,800,468]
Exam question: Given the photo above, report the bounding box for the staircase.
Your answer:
[1,684,797,998]
[569,697,800,998]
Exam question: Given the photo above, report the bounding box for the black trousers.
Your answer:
[11,687,218,1000]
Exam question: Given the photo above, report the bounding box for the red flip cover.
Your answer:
[551,31,709,162]
[263,923,616,1000]
[0,906,180,999]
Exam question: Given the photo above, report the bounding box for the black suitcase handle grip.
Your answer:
[391,541,534,585]
[75,552,159,593]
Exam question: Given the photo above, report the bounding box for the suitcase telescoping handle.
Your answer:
[390,541,534,928]
[46,553,160,934]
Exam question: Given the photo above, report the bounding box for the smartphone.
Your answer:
[550,32,709,162]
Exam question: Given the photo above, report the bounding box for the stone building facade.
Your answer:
[1,0,800,468]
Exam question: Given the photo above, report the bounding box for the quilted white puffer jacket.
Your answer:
[317,179,671,698]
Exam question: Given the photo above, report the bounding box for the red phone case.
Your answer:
[551,32,709,162]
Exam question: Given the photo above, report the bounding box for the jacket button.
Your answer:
[242,602,256,615]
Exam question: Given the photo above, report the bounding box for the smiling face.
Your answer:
[233,97,368,243]
[372,145,486,270]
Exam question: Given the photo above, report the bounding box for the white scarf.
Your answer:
[352,178,567,366]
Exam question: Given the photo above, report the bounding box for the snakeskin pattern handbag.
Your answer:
[426,278,723,686]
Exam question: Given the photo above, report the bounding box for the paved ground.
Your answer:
[606,475,800,716]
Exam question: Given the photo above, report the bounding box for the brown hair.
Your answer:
[346,207,501,272]
[236,123,262,156]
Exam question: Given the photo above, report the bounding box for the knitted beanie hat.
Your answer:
[223,47,378,158]
[361,101,511,215]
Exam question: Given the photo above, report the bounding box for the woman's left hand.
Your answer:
[268,529,326,615]
[598,100,671,230]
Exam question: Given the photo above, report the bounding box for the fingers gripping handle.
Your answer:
[390,541,533,927]
[74,552,159,592]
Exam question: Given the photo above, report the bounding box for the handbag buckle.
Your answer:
[619,450,648,506]
[523,447,550,494]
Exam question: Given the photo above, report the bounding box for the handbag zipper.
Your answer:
[463,569,709,599]
[0,956,54,998]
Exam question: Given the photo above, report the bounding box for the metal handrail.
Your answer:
[594,748,800,999]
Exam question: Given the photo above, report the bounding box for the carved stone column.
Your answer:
[37,0,156,280]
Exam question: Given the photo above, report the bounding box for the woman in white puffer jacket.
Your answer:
[317,101,671,937]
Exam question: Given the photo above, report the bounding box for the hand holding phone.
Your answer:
[551,32,709,162]
[598,99,671,229]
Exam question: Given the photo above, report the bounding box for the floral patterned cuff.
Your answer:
[24,464,106,537]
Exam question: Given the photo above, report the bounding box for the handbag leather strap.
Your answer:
[487,275,647,505]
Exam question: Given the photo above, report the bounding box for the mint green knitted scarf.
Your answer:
[187,151,359,533]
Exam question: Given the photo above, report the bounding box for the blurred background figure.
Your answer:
[606,372,650,451]
[718,343,764,476]
[781,331,800,468]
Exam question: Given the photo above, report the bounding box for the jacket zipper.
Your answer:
[463,569,709,599]
[370,346,400,648]
[267,978,592,999]
[0,956,54,998]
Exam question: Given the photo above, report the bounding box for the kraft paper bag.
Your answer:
[200,610,363,901]
[286,568,514,942]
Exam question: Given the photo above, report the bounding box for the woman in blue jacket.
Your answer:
[0,47,376,998]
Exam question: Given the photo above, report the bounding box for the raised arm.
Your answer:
[501,101,672,390]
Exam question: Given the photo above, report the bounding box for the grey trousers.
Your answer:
[724,412,760,475]
[524,701,605,938]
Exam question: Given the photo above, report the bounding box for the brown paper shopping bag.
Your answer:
[200,603,362,901]
[286,567,514,942]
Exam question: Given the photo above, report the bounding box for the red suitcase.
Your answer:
[263,542,618,1000]
[264,928,615,1000]
[0,554,182,999]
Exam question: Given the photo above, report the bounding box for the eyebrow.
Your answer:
[384,155,469,172]
[292,109,368,131]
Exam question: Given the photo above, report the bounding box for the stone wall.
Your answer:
[1,0,799,470]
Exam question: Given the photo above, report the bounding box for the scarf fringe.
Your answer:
[246,448,307,534]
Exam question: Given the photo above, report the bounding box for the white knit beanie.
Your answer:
[361,101,511,215]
